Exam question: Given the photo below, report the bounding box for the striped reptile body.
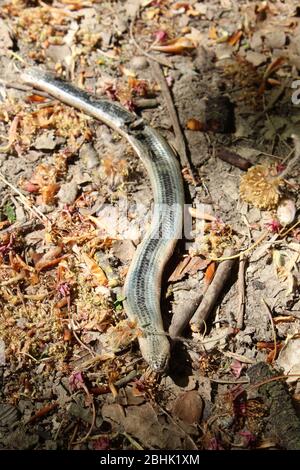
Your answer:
[21,68,184,371]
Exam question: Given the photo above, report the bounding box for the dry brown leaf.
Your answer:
[26,94,48,103]
[81,252,108,286]
[227,30,242,46]
[204,261,216,286]
[35,246,64,272]
[40,183,60,205]
[36,255,67,272]
[172,391,203,425]
[168,255,210,282]
[9,252,35,273]
[208,26,218,40]
[0,114,21,152]
[151,37,196,54]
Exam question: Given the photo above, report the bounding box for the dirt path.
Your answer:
[0,0,299,450]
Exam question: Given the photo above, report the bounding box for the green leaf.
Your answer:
[114,296,126,311]
[3,202,16,223]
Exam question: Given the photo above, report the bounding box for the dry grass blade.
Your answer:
[261,298,277,362]
[0,171,49,225]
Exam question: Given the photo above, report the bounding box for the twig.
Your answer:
[210,230,269,261]
[216,148,252,171]
[0,219,42,235]
[0,272,25,286]
[0,79,52,99]
[237,255,247,329]
[133,97,159,109]
[261,298,277,362]
[169,291,203,338]
[122,432,144,450]
[27,402,58,424]
[210,377,249,384]
[190,249,236,332]
[150,61,196,184]
[69,317,96,359]
[253,77,290,124]
[129,10,173,69]
[73,400,96,445]
[114,370,137,387]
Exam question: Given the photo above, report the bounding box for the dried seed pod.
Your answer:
[277,198,296,226]
[240,164,282,209]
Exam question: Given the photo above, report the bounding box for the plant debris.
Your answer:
[0,0,300,452]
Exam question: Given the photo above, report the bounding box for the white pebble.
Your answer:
[277,198,296,226]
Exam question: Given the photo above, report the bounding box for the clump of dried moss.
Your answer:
[240,164,282,209]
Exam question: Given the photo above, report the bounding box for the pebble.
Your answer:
[79,143,99,169]
[57,181,78,205]
[264,31,286,49]
[250,31,263,50]
[245,51,267,67]
[277,198,296,226]
[129,56,149,71]
[34,131,57,150]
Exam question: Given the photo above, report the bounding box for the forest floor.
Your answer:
[0,0,300,450]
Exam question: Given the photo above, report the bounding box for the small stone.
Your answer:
[45,440,57,450]
[57,181,78,205]
[277,198,296,226]
[34,131,57,150]
[129,56,149,71]
[247,207,261,224]
[245,51,267,67]
[79,143,99,169]
[215,44,233,60]
[46,44,71,65]
[250,31,263,50]
[0,19,13,50]
[26,150,42,162]
[3,428,39,449]
[15,205,26,224]
[264,31,286,49]
[111,240,136,263]
[115,17,127,34]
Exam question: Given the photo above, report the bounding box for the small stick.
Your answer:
[132,98,159,109]
[261,298,277,362]
[169,291,204,338]
[27,402,58,424]
[237,255,247,329]
[151,61,196,184]
[216,148,252,171]
[114,370,137,387]
[190,249,236,332]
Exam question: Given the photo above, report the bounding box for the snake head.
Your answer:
[139,333,170,373]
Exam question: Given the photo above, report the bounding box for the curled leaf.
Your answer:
[151,37,196,54]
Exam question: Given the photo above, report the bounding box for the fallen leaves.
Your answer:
[172,391,203,425]
[80,252,108,286]
[168,255,210,282]
[151,36,197,54]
